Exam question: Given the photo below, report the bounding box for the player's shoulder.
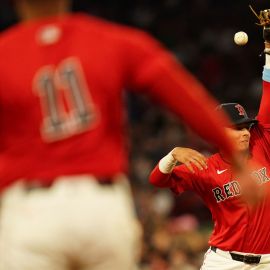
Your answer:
[208,153,223,164]
[193,153,225,176]
[78,13,147,34]
[205,153,229,169]
[0,23,23,50]
[75,13,158,46]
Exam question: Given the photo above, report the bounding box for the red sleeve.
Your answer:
[123,30,235,158]
[149,164,173,188]
[257,80,270,125]
[149,163,196,195]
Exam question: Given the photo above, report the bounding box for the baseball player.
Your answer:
[150,13,270,269]
[0,0,240,269]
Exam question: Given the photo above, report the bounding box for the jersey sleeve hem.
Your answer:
[263,67,270,82]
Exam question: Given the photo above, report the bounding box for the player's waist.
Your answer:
[0,174,134,218]
[210,246,270,265]
[2,174,129,194]
[23,175,118,190]
[0,155,129,191]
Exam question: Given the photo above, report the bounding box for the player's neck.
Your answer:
[238,151,250,164]
[220,149,250,165]
[15,0,71,22]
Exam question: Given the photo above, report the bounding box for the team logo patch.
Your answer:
[235,104,246,116]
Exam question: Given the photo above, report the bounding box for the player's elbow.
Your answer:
[149,168,171,188]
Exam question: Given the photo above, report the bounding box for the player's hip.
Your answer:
[201,246,270,270]
[0,173,133,206]
[0,174,142,270]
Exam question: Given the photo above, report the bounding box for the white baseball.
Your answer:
[234,31,248,46]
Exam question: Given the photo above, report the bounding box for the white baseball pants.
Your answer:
[201,247,270,270]
[0,174,142,270]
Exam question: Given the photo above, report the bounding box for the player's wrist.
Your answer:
[159,150,177,174]
[265,41,270,50]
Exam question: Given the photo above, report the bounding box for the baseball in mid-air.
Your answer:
[234,31,248,46]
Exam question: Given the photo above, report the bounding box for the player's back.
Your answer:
[0,13,146,188]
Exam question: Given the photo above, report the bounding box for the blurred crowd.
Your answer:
[130,104,213,269]
[1,0,269,268]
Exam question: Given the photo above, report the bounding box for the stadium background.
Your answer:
[0,1,268,269]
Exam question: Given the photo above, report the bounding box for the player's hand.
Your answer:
[171,147,208,173]
[249,6,270,42]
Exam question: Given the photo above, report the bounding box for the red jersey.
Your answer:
[150,80,270,254]
[0,13,234,189]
